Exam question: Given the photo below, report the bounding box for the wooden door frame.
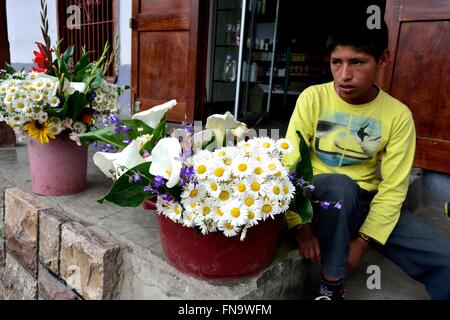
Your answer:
[0,0,10,66]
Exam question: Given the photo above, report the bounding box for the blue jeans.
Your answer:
[311,173,450,300]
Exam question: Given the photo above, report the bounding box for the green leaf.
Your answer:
[98,162,153,207]
[62,46,75,62]
[295,130,313,183]
[78,119,153,148]
[92,68,104,90]
[295,191,314,223]
[141,116,166,155]
[74,52,90,81]
[68,91,88,121]
[4,63,16,75]
[46,96,69,118]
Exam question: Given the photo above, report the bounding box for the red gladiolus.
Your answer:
[32,42,52,73]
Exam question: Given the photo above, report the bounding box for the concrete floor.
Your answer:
[302,205,449,300]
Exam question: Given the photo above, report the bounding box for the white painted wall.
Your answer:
[119,0,132,65]
[7,0,58,64]
[6,0,131,66]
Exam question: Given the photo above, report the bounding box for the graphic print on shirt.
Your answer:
[315,112,381,167]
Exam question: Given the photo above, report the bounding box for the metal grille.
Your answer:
[57,0,117,82]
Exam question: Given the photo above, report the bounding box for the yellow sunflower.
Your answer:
[24,121,56,144]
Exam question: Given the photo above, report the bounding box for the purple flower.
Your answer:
[122,137,132,145]
[288,172,297,181]
[110,115,120,125]
[162,193,174,203]
[122,125,131,133]
[334,201,342,210]
[154,175,165,189]
[102,144,115,153]
[320,201,330,209]
[93,142,99,150]
[133,171,142,183]
[144,185,157,195]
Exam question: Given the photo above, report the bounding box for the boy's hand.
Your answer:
[296,224,321,263]
[346,237,369,274]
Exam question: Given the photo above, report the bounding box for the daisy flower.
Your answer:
[278,199,290,212]
[261,197,282,220]
[246,176,265,197]
[48,122,63,136]
[31,92,43,102]
[182,200,200,213]
[276,138,293,154]
[166,202,184,222]
[241,193,262,212]
[217,183,232,203]
[263,180,285,201]
[221,199,248,227]
[13,99,27,112]
[49,96,60,108]
[232,178,249,198]
[246,209,262,227]
[38,112,49,124]
[274,164,289,179]
[257,137,276,153]
[192,152,211,180]
[265,158,282,176]
[182,212,196,228]
[198,200,215,219]
[208,159,231,182]
[231,156,254,178]
[218,219,240,237]
[237,139,257,155]
[211,206,226,223]
[181,182,205,203]
[281,180,296,200]
[4,94,15,105]
[204,179,221,198]
[72,121,86,133]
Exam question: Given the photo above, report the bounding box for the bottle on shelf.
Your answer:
[235,23,241,45]
[250,62,258,82]
[223,55,237,82]
[225,24,235,45]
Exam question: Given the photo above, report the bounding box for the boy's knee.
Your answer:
[313,174,359,201]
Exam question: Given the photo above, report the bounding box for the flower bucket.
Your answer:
[144,200,284,280]
[28,136,88,196]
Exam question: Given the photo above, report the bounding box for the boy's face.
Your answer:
[330,45,388,104]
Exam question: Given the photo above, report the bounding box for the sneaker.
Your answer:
[316,279,347,300]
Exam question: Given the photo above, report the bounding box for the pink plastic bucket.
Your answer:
[27,136,88,196]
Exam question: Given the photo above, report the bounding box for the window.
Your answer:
[57,0,117,82]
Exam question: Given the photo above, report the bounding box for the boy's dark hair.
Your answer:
[326,19,389,61]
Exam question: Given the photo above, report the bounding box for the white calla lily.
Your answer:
[192,129,215,152]
[94,140,147,179]
[205,111,248,148]
[150,137,182,188]
[132,100,177,129]
[93,152,120,179]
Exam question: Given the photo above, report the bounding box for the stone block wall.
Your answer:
[0,186,121,300]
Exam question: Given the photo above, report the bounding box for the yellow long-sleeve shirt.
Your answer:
[283,82,416,245]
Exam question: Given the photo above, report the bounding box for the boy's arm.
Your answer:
[283,90,315,230]
[359,110,416,245]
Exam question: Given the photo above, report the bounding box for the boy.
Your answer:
[283,21,450,300]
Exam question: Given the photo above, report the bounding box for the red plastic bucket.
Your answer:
[144,200,284,280]
[28,136,88,196]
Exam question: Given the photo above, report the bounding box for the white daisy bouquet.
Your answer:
[0,0,126,144]
[76,100,309,240]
